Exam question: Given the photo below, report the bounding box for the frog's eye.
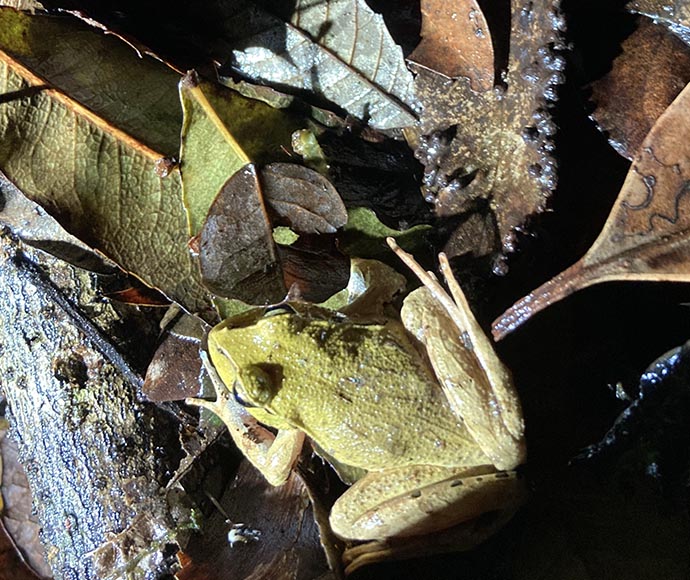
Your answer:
[235,365,275,407]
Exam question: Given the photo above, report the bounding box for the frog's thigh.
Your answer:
[330,464,524,541]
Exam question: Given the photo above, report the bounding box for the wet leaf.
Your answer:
[277,234,350,303]
[179,462,331,580]
[198,164,284,303]
[0,9,212,315]
[413,0,566,259]
[590,18,690,160]
[493,80,690,339]
[179,72,250,237]
[199,163,349,304]
[628,0,690,42]
[262,163,347,234]
[0,521,43,580]
[408,0,494,91]
[223,0,418,131]
[142,315,204,402]
[0,168,114,274]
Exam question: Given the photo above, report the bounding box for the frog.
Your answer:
[190,238,526,574]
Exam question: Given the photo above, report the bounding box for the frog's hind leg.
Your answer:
[387,238,525,471]
[341,504,520,575]
[334,464,525,575]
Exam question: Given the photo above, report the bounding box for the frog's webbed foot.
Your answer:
[341,504,520,575]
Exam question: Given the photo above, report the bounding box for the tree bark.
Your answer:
[0,230,184,579]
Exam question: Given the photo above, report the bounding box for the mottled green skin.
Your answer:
[208,312,490,472]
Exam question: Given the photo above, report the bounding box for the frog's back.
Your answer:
[222,314,491,471]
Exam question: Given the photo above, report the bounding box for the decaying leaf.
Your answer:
[277,234,350,303]
[408,0,494,91]
[0,520,42,580]
[0,427,51,579]
[0,9,212,315]
[0,168,115,274]
[493,80,690,339]
[178,462,332,580]
[629,0,690,42]
[222,0,418,131]
[413,0,565,260]
[590,18,690,160]
[142,314,205,402]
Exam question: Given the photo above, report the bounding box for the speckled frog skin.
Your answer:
[208,313,491,472]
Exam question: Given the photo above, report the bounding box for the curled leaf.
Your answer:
[493,80,690,339]
[262,163,347,234]
[224,0,418,131]
[409,0,494,91]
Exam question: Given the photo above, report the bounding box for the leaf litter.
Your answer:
[0,3,689,579]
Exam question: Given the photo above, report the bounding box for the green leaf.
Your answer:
[0,9,212,315]
[339,207,432,259]
[223,0,418,131]
[179,73,251,236]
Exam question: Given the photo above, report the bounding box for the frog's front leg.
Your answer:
[188,352,305,486]
[329,464,525,574]
[388,238,526,471]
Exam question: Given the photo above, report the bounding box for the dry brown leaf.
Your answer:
[413,0,566,263]
[493,80,690,340]
[408,0,494,91]
[590,18,690,160]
